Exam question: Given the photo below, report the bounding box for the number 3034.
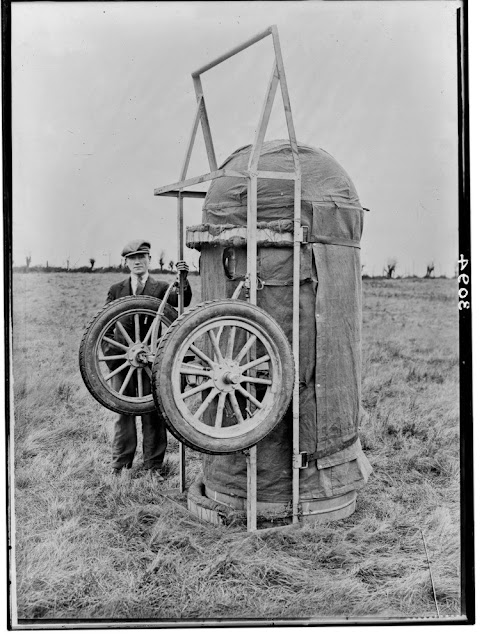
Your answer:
[458,255,470,309]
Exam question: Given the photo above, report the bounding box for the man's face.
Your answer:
[126,253,150,276]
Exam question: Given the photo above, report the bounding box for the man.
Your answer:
[106,239,192,477]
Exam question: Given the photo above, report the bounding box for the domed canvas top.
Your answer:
[188,140,364,251]
[202,139,362,227]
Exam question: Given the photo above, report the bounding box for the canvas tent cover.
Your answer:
[187,140,372,502]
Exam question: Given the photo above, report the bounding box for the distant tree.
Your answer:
[66,257,70,271]
[425,261,435,278]
[383,258,397,279]
[46,260,49,269]
[159,251,165,272]
[26,255,31,270]
[168,260,174,272]
[89,258,95,271]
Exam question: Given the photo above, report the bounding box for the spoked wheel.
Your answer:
[152,300,295,454]
[79,295,177,414]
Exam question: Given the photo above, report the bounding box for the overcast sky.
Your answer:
[11,0,460,276]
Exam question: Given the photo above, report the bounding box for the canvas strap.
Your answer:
[303,434,358,463]
[309,235,360,249]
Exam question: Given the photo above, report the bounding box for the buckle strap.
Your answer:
[293,435,359,468]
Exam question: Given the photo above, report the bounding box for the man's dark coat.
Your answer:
[106,275,192,307]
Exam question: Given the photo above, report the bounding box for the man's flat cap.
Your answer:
[121,240,151,258]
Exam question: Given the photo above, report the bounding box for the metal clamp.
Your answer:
[243,273,265,293]
[292,452,308,469]
[295,225,309,244]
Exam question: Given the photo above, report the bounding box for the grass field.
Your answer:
[11,272,460,622]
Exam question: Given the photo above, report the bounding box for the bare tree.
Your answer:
[168,260,174,272]
[425,261,435,278]
[26,255,31,270]
[89,258,95,271]
[159,251,165,272]
[383,258,397,279]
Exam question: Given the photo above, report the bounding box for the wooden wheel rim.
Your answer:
[171,316,282,438]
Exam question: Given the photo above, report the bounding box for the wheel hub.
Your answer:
[213,361,242,391]
[127,343,151,367]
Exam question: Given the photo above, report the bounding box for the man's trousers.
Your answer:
[111,368,167,470]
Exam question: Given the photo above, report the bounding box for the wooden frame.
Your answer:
[155,24,302,532]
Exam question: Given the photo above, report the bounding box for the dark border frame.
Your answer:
[457,2,475,625]
[3,0,475,628]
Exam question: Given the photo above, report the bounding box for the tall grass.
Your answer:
[11,273,460,621]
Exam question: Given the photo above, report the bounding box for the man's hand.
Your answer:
[176,260,189,275]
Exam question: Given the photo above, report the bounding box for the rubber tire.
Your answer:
[79,295,177,415]
[152,299,295,454]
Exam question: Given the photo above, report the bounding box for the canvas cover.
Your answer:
[188,140,372,502]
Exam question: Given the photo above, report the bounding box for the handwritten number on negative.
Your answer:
[458,254,470,310]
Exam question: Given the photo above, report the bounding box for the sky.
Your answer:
[11,0,461,276]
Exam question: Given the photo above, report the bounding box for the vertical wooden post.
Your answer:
[246,173,259,531]
[177,193,186,493]
[246,446,257,532]
[292,173,302,523]
[271,26,302,523]
[247,175,258,304]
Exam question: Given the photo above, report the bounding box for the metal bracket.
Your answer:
[292,452,308,469]
[296,225,309,244]
[243,273,251,298]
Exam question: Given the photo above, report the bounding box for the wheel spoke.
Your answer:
[216,324,225,343]
[141,320,155,345]
[234,334,257,364]
[236,384,263,409]
[134,314,141,343]
[104,360,130,381]
[188,344,216,368]
[215,392,227,429]
[116,320,134,346]
[240,375,272,385]
[98,354,128,362]
[143,366,152,379]
[239,354,270,374]
[116,321,134,346]
[118,365,135,395]
[179,365,212,377]
[228,390,245,424]
[102,336,129,351]
[137,368,143,398]
[193,387,220,420]
[225,326,237,360]
[181,379,214,400]
[209,329,224,363]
